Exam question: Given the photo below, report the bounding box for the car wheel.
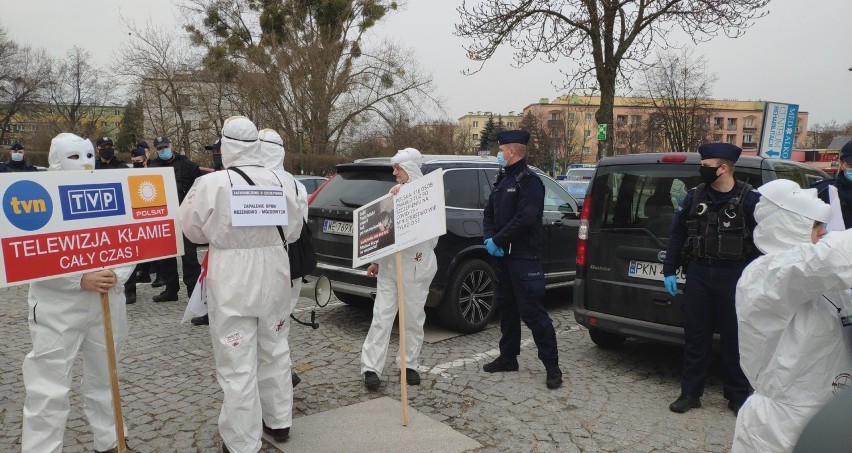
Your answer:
[588,329,626,349]
[335,291,373,307]
[437,259,496,333]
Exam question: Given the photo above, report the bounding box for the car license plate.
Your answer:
[322,219,353,236]
[628,260,685,283]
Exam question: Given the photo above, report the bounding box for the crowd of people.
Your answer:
[8,128,851,452]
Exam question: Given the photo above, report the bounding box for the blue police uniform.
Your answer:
[663,142,759,413]
[482,130,560,388]
[811,140,852,229]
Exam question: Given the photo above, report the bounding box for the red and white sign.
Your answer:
[0,168,183,286]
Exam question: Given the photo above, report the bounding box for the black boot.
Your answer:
[263,421,291,442]
[151,277,165,288]
[125,292,136,305]
[669,394,702,413]
[135,271,151,283]
[191,314,209,325]
[152,290,179,302]
[483,356,519,373]
[364,371,380,391]
[292,372,301,388]
[545,366,563,389]
[406,368,421,385]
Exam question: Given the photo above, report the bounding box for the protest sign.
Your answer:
[0,168,183,286]
[352,169,446,268]
[229,185,288,226]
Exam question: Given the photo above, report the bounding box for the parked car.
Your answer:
[559,180,590,206]
[307,155,580,333]
[573,153,829,348]
[295,175,329,195]
[565,167,596,181]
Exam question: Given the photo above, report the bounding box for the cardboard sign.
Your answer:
[229,185,288,226]
[0,168,183,286]
[352,169,446,268]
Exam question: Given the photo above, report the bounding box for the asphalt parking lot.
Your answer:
[0,280,737,452]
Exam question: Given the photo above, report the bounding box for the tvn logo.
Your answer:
[59,183,126,220]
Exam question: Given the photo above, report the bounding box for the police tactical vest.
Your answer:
[684,181,754,262]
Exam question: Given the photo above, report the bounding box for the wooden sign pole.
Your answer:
[395,252,409,426]
[100,292,126,453]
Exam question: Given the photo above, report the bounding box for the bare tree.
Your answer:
[634,50,715,152]
[456,0,771,160]
[808,121,852,149]
[45,46,116,137]
[185,0,438,158]
[0,27,52,145]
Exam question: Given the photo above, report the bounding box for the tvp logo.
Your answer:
[3,180,53,231]
[58,183,126,220]
[128,175,168,219]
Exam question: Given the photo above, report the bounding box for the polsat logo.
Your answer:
[128,175,168,219]
[2,180,53,231]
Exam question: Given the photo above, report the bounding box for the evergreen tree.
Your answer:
[116,97,144,153]
[479,116,499,151]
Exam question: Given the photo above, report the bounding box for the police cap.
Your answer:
[840,140,852,163]
[698,142,742,162]
[136,141,149,149]
[153,136,170,149]
[497,130,530,146]
[96,137,114,147]
[130,147,147,157]
[10,142,24,151]
[204,139,221,151]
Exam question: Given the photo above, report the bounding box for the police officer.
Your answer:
[812,139,851,230]
[662,142,760,414]
[481,130,562,390]
[205,138,224,171]
[0,142,38,172]
[147,136,202,302]
[94,137,128,169]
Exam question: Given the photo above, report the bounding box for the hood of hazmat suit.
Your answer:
[23,132,133,453]
[259,128,307,223]
[732,178,852,453]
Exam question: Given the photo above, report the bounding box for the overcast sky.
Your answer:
[2,0,850,125]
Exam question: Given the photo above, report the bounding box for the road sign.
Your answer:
[758,102,799,160]
[597,124,607,141]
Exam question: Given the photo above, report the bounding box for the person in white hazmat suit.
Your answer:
[179,117,302,453]
[21,133,135,453]
[732,178,852,453]
[258,128,308,390]
[361,147,439,390]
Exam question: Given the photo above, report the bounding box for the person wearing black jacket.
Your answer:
[0,142,38,172]
[812,140,851,230]
[94,137,128,169]
[147,136,202,302]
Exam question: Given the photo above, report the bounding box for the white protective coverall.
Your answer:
[179,117,301,453]
[733,179,852,453]
[22,133,134,453]
[361,148,439,376]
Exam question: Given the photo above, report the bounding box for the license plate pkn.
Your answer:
[323,219,352,236]
[628,260,685,283]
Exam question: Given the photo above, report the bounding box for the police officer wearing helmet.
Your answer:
[482,130,562,390]
[0,142,38,172]
[147,136,202,302]
[94,137,127,169]
[662,142,760,414]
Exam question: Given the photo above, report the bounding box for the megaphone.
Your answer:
[300,275,331,307]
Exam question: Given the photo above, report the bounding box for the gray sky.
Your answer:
[3,0,850,125]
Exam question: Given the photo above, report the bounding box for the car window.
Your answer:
[443,169,480,209]
[566,168,596,180]
[769,161,828,188]
[310,169,395,208]
[541,176,576,214]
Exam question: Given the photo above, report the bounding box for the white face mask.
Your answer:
[58,150,96,171]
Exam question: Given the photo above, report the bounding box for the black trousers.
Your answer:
[123,262,150,295]
[680,261,751,404]
[493,257,558,367]
[159,234,201,296]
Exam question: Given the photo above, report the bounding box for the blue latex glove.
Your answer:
[663,275,678,296]
[484,238,504,256]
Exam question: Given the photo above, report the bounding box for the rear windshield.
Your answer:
[566,168,596,180]
[310,168,396,209]
[589,164,761,241]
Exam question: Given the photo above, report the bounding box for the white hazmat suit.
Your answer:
[179,117,301,453]
[733,179,852,453]
[22,133,134,453]
[361,148,438,379]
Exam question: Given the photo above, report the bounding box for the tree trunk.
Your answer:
[596,82,615,160]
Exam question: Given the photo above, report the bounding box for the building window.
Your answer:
[630,115,642,125]
[473,121,478,128]
[795,124,801,133]
[114,109,120,115]
[568,113,576,122]
[726,134,736,144]
[585,113,593,121]
[584,129,591,138]
[507,122,514,128]
[714,117,724,128]
[567,130,575,140]
[550,112,561,121]
[179,94,192,106]
[472,134,479,140]
[582,146,590,154]
[726,118,737,130]
[713,134,723,141]
[744,117,756,128]
[616,115,628,125]
[743,134,754,144]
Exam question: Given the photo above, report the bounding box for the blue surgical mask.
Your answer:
[845,169,852,183]
[496,151,506,167]
[11,152,24,162]
[158,148,173,160]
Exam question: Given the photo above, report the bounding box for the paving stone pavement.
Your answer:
[1,273,738,452]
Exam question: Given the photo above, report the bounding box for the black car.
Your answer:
[308,155,580,333]
[573,153,829,348]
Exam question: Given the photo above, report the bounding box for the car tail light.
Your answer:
[576,194,591,267]
[661,154,687,163]
[307,176,333,205]
[588,316,598,326]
